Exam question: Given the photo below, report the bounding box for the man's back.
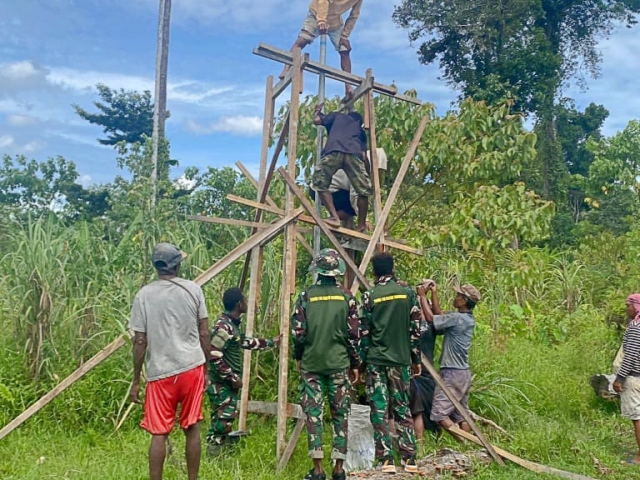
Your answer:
[129,278,207,381]
[321,112,366,159]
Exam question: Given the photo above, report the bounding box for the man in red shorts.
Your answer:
[129,243,211,480]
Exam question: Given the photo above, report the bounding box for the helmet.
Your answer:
[310,248,346,277]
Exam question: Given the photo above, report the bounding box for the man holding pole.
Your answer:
[279,0,364,96]
[128,243,210,480]
[417,280,480,432]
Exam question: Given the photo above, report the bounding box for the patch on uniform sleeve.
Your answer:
[212,333,227,349]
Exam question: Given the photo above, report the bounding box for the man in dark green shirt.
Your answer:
[292,249,360,480]
[360,252,421,474]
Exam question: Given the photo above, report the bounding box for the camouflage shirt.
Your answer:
[360,275,421,366]
[209,312,274,384]
[292,277,360,374]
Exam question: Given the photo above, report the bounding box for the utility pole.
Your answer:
[151,0,172,211]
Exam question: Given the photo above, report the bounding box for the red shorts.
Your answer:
[141,364,205,435]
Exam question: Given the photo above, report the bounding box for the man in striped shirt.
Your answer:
[613,293,640,464]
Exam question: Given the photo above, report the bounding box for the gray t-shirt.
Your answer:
[433,311,475,370]
[129,278,208,381]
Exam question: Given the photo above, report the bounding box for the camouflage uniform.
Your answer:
[293,249,361,460]
[207,312,274,445]
[360,274,421,462]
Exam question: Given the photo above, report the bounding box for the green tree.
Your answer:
[74,84,157,146]
[393,0,639,202]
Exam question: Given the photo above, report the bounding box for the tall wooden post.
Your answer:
[150,0,171,210]
[276,49,302,459]
[239,76,275,431]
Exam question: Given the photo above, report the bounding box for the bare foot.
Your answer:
[356,223,370,233]
[325,217,341,228]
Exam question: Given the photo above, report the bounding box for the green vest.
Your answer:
[367,281,412,366]
[302,284,350,374]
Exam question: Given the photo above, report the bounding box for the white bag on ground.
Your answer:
[345,404,375,472]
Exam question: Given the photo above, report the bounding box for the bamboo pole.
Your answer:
[276,49,302,460]
[350,116,429,294]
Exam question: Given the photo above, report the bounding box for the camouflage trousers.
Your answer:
[365,364,416,461]
[206,381,239,445]
[299,370,351,460]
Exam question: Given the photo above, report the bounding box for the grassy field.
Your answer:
[3,323,640,480]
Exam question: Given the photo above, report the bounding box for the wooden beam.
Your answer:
[195,209,303,286]
[0,334,130,441]
[365,84,383,241]
[235,161,313,256]
[187,215,270,229]
[247,400,305,419]
[276,49,302,460]
[449,427,597,480]
[350,116,429,294]
[226,193,422,256]
[421,354,504,466]
[239,111,290,290]
[253,43,422,105]
[277,419,305,472]
[278,167,372,291]
[239,75,275,431]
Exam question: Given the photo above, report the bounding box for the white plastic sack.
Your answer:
[345,404,375,472]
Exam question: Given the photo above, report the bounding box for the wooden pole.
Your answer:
[421,354,504,465]
[276,49,302,460]
[0,334,130,441]
[238,76,276,431]
[365,84,383,240]
[187,215,270,229]
[350,116,429,294]
[449,427,597,480]
[277,418,305,472]
[150,0,172,211]
[278,167,372,290]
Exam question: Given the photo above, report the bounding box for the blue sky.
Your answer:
[1,0,639,186]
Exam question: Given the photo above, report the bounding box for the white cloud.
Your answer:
[6,113,38,126]
[186,115,263,136]
[0,135,14,148]
[78,174,93,187]
[0,60,49,96]
[22,140,44,153]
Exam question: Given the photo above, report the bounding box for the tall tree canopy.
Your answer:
[74,84,155,146]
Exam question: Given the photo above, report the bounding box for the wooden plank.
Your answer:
[278,167,371,291]
[421,354,504,466]
[226,194,422,256]
[253,43,424,105]
[239,111,289,290]
[0,334,130,440]
[449,427,597,480]
[195,209,303,286]
[247,400,305,419]
[239,75,275,431]
[235,161,312,256]
[365,85,383,243]
[276,49,302,461]
[187,215,270,229]
[277,418,305,472]
[350,116,429,294]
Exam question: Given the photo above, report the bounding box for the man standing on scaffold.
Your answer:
[280,0,363,96]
